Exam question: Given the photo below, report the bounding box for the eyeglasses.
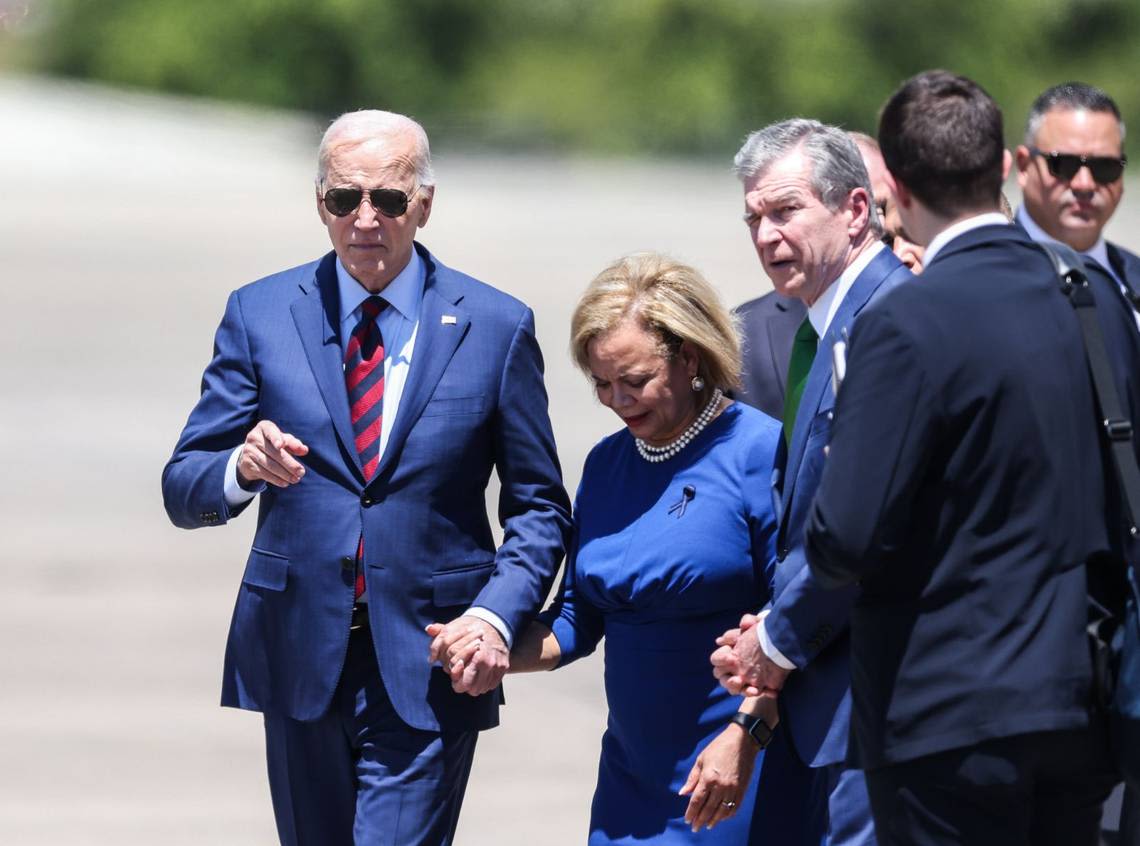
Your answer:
[1027,147,1127,185]
[321,186,415,218]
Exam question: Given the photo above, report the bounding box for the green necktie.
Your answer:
[782,317,819,444]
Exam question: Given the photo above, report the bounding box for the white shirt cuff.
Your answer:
[756,617,798,670]
[224,445,264,506]
[465,606,513,649]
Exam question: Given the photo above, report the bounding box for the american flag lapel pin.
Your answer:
[441,315,457,325]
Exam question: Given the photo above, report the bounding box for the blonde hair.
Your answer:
[570,253,741,395]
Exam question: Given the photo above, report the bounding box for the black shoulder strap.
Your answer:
[1039,241,1140,539]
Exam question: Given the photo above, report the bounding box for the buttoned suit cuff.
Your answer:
[465,606,514,649]
[224,445,264,506]
[756,617,798,670]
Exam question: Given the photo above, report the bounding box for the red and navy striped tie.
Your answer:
[346,295,387,598]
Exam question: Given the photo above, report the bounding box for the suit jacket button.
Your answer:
[340,556,355,571]
[361,495,373,507]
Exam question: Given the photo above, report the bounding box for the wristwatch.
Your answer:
[729,711,774,749]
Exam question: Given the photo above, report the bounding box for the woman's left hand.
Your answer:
[678,724,760,832]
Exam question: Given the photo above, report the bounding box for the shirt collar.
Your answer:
[1016,205,1114,277]
[807,241,885,338]
[335,247,425,329]
[923,212,1012,268]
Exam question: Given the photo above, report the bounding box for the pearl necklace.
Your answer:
[634,389,724,463]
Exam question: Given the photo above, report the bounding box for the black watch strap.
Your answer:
[729,711,774,749]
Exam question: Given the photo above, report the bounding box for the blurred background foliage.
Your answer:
[8,0,1140,155]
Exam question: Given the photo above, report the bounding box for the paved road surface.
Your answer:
[2,75,1137,845]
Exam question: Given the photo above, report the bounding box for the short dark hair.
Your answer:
[1024,82,1126,145]
[878,70,1005,218]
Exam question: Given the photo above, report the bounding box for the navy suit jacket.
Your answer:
[1106,240,1140,306]
[736,291,807,420]
[1015,217,1140,319]
[765,247,912,767]
[804,224,1140,769]
[162,244,572,732]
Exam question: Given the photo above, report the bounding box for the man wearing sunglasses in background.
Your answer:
[1016,83,1138,327]
[162,110,571,846]
[1016,83,1140,846]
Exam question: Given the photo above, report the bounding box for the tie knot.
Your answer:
[796,316,818,344]
[361,296,387,320]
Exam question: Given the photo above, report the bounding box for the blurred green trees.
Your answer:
[19,0,1140,154]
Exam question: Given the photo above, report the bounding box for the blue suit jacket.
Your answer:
[804,224,1140,769]
[765,247,912,768]
[162,244,571,732]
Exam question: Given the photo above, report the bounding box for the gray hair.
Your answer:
[316,110,435,189]
[734,118,882,236]
[1024,82,1126,146]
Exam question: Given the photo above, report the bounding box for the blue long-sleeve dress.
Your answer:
[537,402,783,845]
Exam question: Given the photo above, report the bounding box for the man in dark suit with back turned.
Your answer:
[162,110,571,845]
[804,70,1138,845]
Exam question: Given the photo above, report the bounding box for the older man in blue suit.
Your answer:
[162,110,571,846]
[734,133,891,421]
[712,119,913,845]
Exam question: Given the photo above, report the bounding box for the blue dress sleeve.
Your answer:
[742,414,782,598]
[534,452,607,667]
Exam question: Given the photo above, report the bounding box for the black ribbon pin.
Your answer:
[668,484,696,518]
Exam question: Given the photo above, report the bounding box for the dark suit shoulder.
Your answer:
[735,290,805,321]
[901,228,1051,302]
[849,234,1051,373]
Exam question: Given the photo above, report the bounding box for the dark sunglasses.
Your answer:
[321,186,413,218]
[1027,147,1127,185]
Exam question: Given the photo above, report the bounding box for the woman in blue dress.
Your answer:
[449,254,786,843]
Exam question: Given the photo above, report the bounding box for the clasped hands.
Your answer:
[236,422,509,696]
[426,616,510,696]
[710,611,791,698]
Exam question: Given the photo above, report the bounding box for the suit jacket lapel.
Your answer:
[781,248,907,516]
[372,248,470,483]
[1108,243,1140,301]
[291,253,365,481]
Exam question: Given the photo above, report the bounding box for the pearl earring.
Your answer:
[691,375,705,392]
